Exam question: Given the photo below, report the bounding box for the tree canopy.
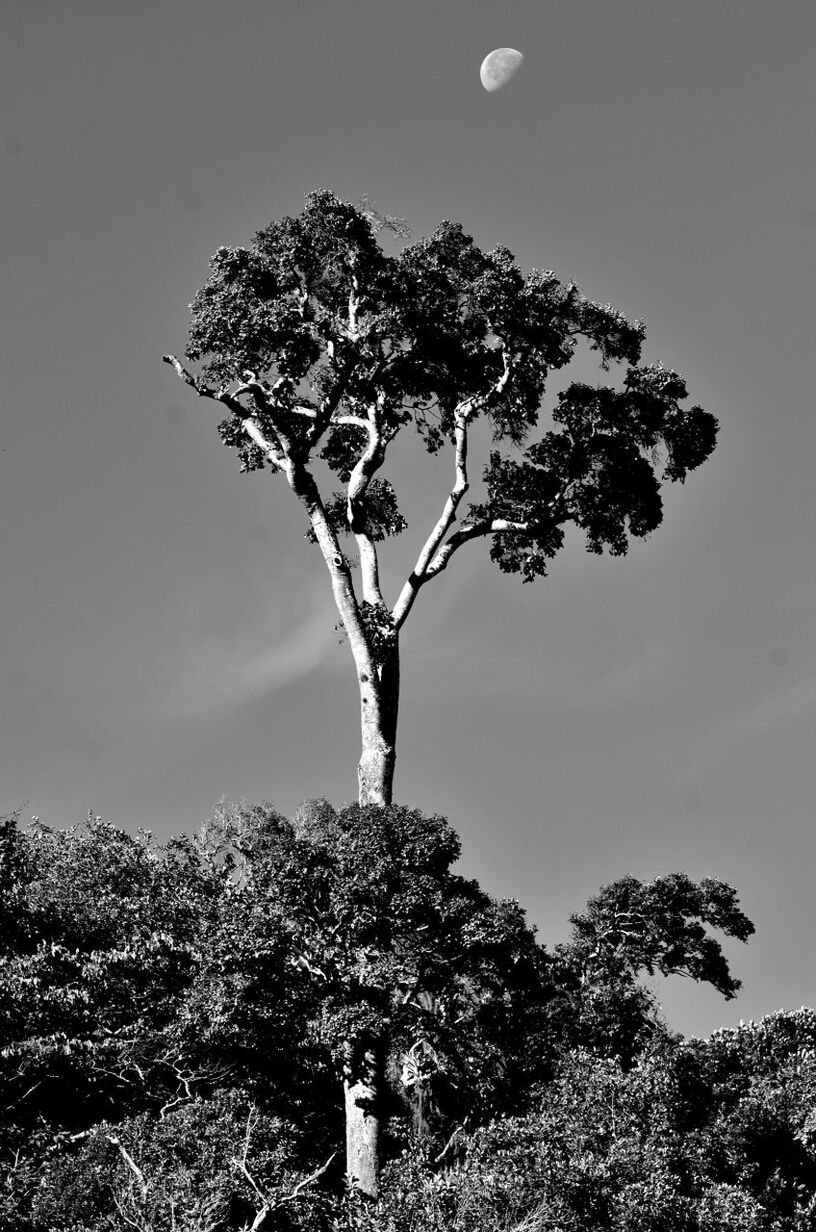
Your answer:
[174,189,717,581]
[165,190,718,805]
[0,805,769,1227]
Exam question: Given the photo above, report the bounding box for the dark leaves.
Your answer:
[471,451,565,581]
[565,873,755,1000]
[567,435,664,555]
[478,362,718,575]
[217,415,273,473]
[178,193,716,582]
[305,478,406,544]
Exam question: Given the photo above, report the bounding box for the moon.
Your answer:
[480,48,524,93]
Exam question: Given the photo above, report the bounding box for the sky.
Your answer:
[1,0,815,1039]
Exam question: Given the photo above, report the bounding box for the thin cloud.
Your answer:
[685,674,816,773]
[585,641,675,706]
[415,616,675,710]
[714,675,816,741]
[158,581,341,720]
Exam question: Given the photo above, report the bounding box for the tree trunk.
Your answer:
[343,1048,381,1197]
[357,641,399,806]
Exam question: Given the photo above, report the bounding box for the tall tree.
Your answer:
[164,190,718,806]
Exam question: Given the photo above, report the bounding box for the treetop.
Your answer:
[169,189,717,596]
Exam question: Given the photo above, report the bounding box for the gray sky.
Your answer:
[2,1,815,1038]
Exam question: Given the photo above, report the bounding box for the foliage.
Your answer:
[343,1015,816,1231]
[181,190,717,584]
[0,808,37,957]
[208,798,549,1142]
[0,804,546,1225]
[543,873,756,1066]
[169,188,721,845]
[566,873,755,997]
[0,809,329,1230]
[2,805,794,1231]
[2,1092,333,1232]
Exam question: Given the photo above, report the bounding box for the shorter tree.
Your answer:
[0,805,547,1204]
[216,798,547,1196]
[0,811,327,1229]
[548,873,756,1064]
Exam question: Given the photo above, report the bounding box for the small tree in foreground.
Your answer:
[164,190,717,808]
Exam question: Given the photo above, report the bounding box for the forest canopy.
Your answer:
[5,806,813,1231]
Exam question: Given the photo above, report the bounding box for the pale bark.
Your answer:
[343,1049,381,1197]
[163,355,554,814]
[392,346,518,628]
[357,641,399,806]
[392,401,474,630]
[165,349,545,1201]
[283,459,398,806]
[164,353,547,814]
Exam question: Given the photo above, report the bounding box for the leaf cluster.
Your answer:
[182,192,717,578]
[305,478,406,545]
[565,872,755,998]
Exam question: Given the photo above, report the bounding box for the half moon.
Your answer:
[480,48,524,93]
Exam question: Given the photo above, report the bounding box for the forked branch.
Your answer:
[162,355,287,467]
[392,347,516,630]
[232,1110,336,1232]
[392,399,475,629]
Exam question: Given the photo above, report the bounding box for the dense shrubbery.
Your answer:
[354,1019,816,1231]
[2,804,813,1230]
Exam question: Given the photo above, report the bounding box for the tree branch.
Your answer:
[425,518,533,579]
[392,400,475,630]
[311,346,365,443]
[163,355,288,467]
[404,453,579,596]
[232,1108,336,1232]
[392,346,517,630]
[110,1195,149,1232]
[285,460,374,675]
[235,374,318,421]
[345,393,389,609]
[357,535,385,608]
[108,1136,148,1196]
[242,417,287,469]
[333,414,369,429]
[347,275,360,339]
[277,1153,337,1206]
[434,1123,467,1165]
[162,354,246,417]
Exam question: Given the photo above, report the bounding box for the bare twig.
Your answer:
[108,1135,148,1195]
[277,1153,337,1206]
[434,1123,466,1165]
[163,355,287,467]
[232,1139,337,1232]
[111,1192,150,1232]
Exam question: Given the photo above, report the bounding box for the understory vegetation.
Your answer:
[1,803,814,1231]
